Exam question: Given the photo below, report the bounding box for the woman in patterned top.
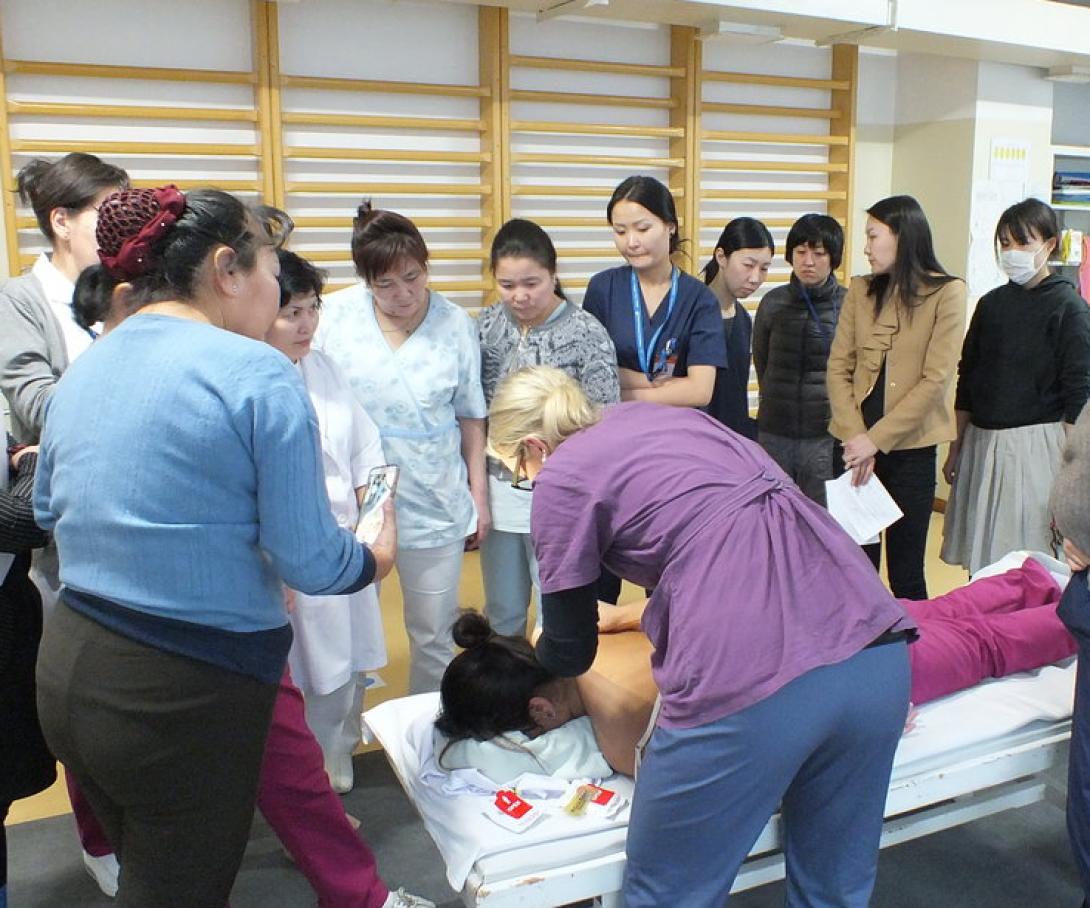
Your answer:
[478,219,619,638]
[316,202,489,694]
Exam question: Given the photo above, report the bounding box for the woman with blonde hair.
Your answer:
[487,364,913,908]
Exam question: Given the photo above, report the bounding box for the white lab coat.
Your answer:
[286,349,388,695]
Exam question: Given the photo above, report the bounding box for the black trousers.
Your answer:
[36,603,279,908]
[863,445,936,601]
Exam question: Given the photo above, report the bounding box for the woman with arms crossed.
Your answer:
[582,175,725,408]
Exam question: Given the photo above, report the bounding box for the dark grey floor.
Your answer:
[7,752,1084,907]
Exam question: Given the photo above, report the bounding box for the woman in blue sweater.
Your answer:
[33,187,397,908]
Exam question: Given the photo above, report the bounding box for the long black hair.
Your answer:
[435,611,555,745]
[606,176,683,256]
[702,217,774,285]
[865,195,957,316]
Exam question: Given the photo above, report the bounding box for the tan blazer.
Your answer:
[827,275,967,453]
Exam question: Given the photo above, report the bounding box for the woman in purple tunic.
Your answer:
[486,365,913,908]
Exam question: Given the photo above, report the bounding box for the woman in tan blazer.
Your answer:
[827,195,966,600]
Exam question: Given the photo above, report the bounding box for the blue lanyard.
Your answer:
[630,266,679,378]
[799,283,839,348]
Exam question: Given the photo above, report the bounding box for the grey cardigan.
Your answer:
[0,272,69,443]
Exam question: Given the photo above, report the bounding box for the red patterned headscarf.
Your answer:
[97,186,186,280]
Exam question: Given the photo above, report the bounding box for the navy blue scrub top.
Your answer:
[705,304,757,439]
[582,265,727,380]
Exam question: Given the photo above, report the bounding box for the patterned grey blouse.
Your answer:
[477,300,620,408]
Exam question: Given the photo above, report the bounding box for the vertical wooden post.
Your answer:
[252,0,285,207]
[670,27,699,275]
[479,4,509,302]
[0,14,21,277]
[828,44,858,281]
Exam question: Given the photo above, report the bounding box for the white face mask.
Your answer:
[999,245,1046,285]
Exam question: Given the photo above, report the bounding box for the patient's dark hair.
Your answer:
[435,611,555,744]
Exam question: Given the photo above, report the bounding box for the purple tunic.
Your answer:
[530,402,913,729]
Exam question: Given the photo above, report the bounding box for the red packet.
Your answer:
[485,789,543,833]
[583,784,616,806]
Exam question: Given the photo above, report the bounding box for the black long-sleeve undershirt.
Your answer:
[0,452,47,554]
[535,581,599,677]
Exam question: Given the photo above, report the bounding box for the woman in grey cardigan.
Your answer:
[0,153,128,443]
[478,219,619,637]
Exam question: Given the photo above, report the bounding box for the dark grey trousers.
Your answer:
[758,431,837,507]
[36,603,278,908]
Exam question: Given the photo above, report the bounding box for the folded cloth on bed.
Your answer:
[365,693,634,890]
[433,716,613,785]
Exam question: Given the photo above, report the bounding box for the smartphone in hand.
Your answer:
[356,464,400,545]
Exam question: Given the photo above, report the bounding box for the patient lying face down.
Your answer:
[434,611,656,779]
[434,557,1076,781]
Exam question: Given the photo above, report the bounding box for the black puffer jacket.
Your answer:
[753,274,846,438]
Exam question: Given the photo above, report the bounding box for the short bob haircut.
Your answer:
[994,198,1060,249]
[785,213,844,271]
[276,249,326,309]
[350,199,429,285]
[605,176,682,256]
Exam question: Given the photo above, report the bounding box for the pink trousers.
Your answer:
[905,557,1076,705]
[68,668,388,908]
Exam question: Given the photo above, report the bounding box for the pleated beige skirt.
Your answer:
[941,421,1065,574]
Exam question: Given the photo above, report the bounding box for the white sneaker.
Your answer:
[82,850,119,898]
[325,752,354,794]
[382,889,436,908]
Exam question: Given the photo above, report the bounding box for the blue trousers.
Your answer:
[623,641,910,908]
[1061,572,1090,903]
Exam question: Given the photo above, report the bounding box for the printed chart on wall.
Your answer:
[968,139,1032,299]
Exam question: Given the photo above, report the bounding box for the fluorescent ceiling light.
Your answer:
[1046,64,1090,83]
[538,0,608,22]
[698,20,782,44]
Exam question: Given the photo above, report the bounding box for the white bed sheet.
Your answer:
[364,551,1076,892]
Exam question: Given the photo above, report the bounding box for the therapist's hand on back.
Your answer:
[368,499,398,581]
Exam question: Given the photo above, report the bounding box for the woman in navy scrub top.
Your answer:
[701,217,774,439]
[582,176,726,407]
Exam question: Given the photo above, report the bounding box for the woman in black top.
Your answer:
[0,439,53,901]
[942,198,1090,573]
[753,214,846,504]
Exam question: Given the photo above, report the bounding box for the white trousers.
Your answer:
[479,529,541,638]
[302,673,368,763]
[397,540,465,694]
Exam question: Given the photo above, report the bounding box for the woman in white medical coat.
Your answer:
[266,250,387,793]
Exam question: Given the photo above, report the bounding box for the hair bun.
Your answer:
[354,198,376,226]
[452,610,494,650]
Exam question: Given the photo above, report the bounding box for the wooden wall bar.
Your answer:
[0,2,859,310]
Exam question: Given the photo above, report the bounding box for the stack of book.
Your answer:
[1053,171,1090,207]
